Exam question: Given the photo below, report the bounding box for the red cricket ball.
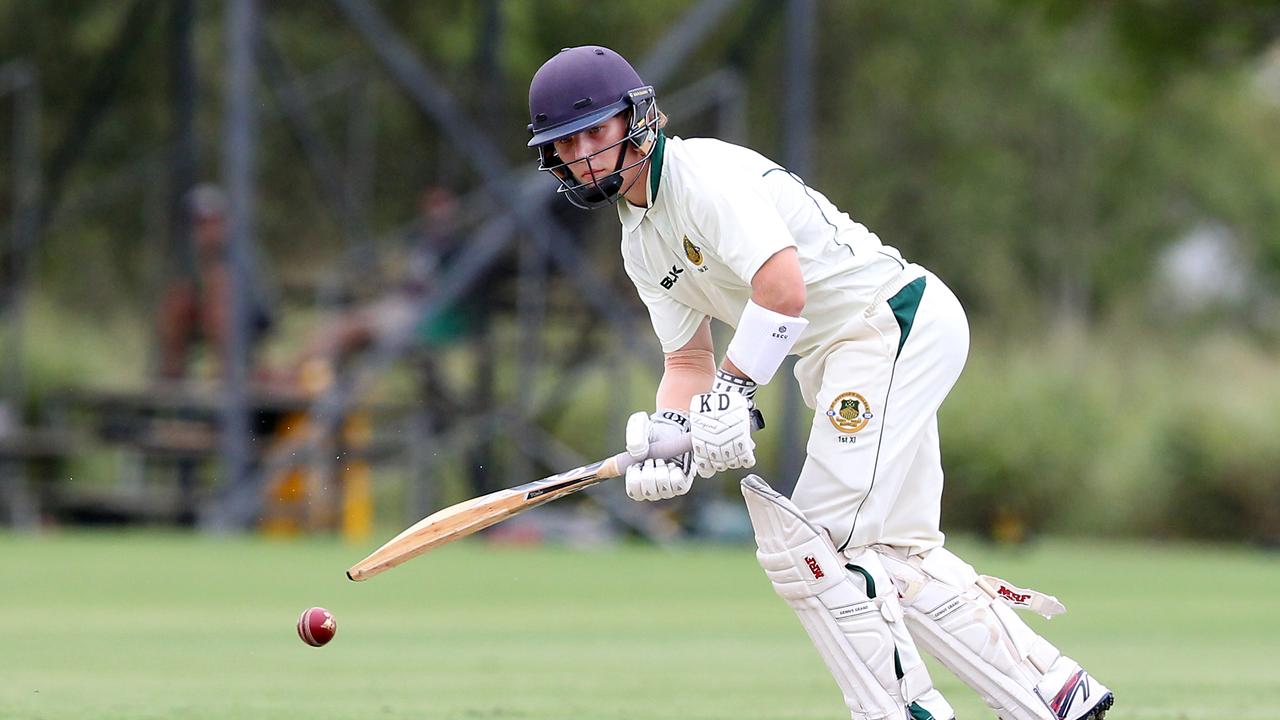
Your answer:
[297,606,337,647]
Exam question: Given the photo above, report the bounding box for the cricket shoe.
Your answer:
[1036,660,1114,720]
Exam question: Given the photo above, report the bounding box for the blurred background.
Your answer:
[2,0,1279,549]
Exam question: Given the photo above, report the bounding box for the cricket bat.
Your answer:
[345,434,694,581]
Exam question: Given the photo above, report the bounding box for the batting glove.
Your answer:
[624,409,694,501]
[689,391,756,478]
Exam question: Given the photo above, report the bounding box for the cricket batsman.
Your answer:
[527,45,1114,720]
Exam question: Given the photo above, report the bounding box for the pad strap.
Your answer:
[878,547,1065,720]
[725,300,808,384]
[979,575,1066,620]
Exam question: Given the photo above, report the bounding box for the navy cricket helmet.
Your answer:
[527,46,661,209]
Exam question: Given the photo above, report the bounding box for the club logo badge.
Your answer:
[827,391,873,434]
[683,236,703,266]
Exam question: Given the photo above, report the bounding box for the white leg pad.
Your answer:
[741,475,937,720]
[844,546,954,720]
[877,546,1063,720]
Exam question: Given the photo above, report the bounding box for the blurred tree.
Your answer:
[3,0,1279,332]
[1024,0,1280,83]
[803,0,1280,329]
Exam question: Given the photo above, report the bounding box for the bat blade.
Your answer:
[346,453,623,581]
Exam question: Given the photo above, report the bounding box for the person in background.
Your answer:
[156,183,275,381]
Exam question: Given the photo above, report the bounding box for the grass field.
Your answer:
[1,531,1276,719]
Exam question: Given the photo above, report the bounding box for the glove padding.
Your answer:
[624,410,694,501]
[690,391,756,478]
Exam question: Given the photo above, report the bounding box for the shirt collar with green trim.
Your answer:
[617,130,666,233]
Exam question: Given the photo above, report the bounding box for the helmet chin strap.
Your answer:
[577,141,630,205]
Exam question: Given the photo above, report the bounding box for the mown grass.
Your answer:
[0,531,1276,719]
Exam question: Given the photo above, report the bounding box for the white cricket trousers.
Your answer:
[791,264,970,556]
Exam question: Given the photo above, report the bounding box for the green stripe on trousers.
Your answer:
[887,276,927,358]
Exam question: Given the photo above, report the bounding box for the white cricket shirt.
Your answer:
[618,133,910,355]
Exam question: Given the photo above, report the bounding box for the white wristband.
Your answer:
[724,299,808,384]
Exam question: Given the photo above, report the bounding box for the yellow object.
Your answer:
[340,412,374,540]
[342,460,373,540]
[260,409,375,539]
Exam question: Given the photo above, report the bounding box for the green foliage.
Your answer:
[1022,0,1280,83]
[810,0,1280,325]
[5,0,1279,327]
[939,334,1108,541]
[1156,336,1280,544]
[22,293,150,397]
[939,329,1280,544]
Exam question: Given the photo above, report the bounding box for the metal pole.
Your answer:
[7,65,41,520]
[256,27,367,249]
[41,0,160,229]
[168,0,198,282]
[323,0,744,509]
[331,0,669,336]
[210,0,258,530]
[346,66,376,265]
[513,205,546,485]
[1,62,40,418]
[637,0,742,86]
[777,0,816,492]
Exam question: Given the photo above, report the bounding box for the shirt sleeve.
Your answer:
[624,255,705,353]
[684,170,796,284]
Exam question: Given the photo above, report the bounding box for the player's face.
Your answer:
[553,115,635,186]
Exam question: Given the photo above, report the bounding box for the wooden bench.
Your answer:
[0,427,76,528]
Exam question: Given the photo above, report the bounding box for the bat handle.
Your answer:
[609,435,693,476]
[648,434,695,463]
[611,408,764,475]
